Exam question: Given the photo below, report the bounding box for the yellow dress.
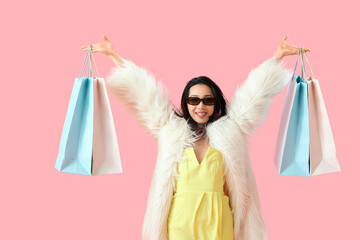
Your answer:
[167,146,234,240]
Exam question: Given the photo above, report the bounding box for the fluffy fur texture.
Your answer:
[106,55,292,240]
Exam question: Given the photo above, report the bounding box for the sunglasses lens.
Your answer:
[187,97,200,105]
[187,97,215,105]
[203,98,215,105]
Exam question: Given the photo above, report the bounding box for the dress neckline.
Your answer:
[186,146,214,166]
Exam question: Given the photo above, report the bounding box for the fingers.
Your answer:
[89,45,94,52]
[104,35,110,42]
[80,45,89,51]
[299,47,312,53]
[90,44,98,53]
[80,44,95,52]
[283,35,288,41]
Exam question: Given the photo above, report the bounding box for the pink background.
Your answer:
[1,0,359,239]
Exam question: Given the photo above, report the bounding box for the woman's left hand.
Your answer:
[275,35,311,61]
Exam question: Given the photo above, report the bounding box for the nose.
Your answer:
[197,101,205,108]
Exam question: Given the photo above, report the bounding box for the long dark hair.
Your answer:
[174,76,228,136]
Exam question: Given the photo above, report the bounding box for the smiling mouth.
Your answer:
[195,112,207,116]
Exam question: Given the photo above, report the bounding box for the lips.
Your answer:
[195,112,207,117]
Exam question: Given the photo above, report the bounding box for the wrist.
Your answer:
[275,51,283,62]
[109,53,125,68]
[108,51,118,57]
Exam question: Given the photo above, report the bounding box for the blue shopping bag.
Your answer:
[55,51,95,175]
[280,75,310,176]
[275,48,310,177]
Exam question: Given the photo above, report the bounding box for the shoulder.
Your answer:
[160,110,188,134]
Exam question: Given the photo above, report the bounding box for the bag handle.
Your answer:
[293,47,310,84]
[301,47,305,79]
[301,47,315,79]
[89,46,100,77]
[291,47,302,81]
[299,47,310,83]
[79,50,89,77]
[78,45,100,78]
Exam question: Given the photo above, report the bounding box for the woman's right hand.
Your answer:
[81,35,125,68]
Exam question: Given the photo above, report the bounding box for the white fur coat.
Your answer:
[105,55,292,240]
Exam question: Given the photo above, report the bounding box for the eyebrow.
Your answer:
[190,94,213,97]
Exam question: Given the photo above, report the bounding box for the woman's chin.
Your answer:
[194,118,209,124]
[190,114,210,124]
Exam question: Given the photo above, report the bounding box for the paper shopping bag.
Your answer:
[302,52,340,176]
[275,50,310,176]
[56,50,122,175]
[55,76,94,175]
[92,77,123,175]
[275,48,340,176]
[279,75,310,176]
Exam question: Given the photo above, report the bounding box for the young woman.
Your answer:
[81,35,310,240]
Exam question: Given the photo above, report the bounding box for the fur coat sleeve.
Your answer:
[227,55,292,137]
[105,58,173,139]
[105,59,178,240]
[226,55,292,240]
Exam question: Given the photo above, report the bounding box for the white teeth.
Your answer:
[196,113,206,116]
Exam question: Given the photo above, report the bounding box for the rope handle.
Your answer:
[291,47,302,81]
[301,48,315,79]
[78,45,100,78]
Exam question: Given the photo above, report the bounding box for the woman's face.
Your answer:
[187,84,215,124]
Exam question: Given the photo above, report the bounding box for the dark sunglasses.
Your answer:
[187,97,216,106]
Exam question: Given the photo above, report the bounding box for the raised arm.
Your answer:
[105,58,173,139]
[227,55,292,136]
[227,35,310,137]
[81,36,173,139]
